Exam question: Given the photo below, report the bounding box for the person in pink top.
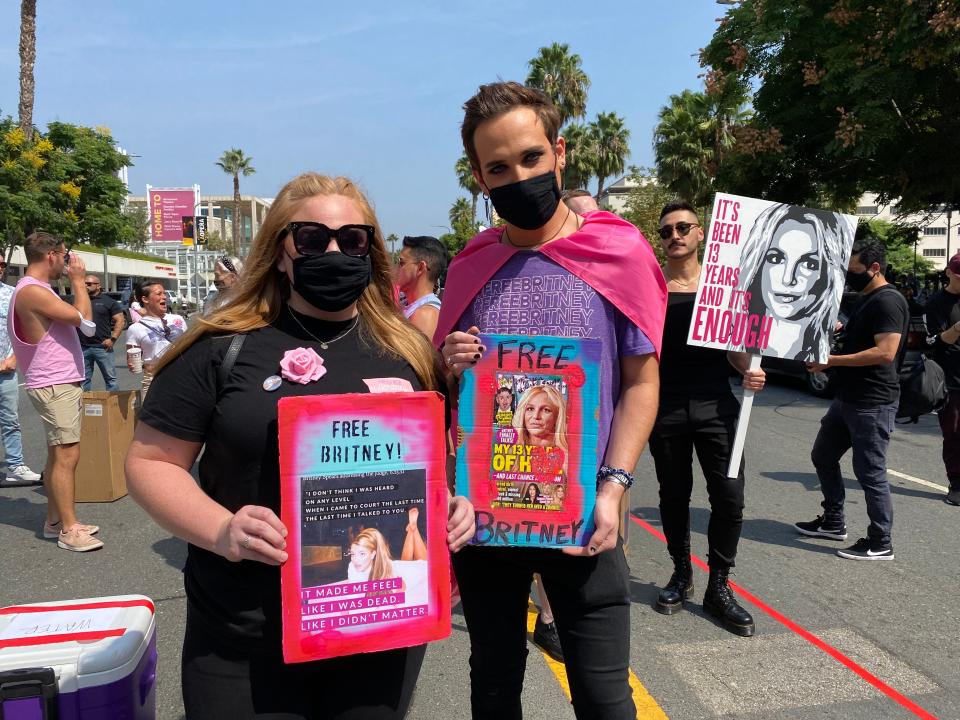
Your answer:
[9,231,103,552]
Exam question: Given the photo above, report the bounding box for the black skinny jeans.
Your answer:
[181,605,426,720]
[648,392,745,569]
[451,542,635,720]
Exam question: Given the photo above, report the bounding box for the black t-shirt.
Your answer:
[139,307,438,650]
[834,286,909,406]
[658,292,732,400]
[925,288,960,391]
[80,293,123,345]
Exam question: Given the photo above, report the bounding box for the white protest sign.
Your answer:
[687,193,857,476]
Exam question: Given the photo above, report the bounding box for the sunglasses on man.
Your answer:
[657,222,701,240]
[280,222,374,258]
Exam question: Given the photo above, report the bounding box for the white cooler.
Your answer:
[0,595,157,720]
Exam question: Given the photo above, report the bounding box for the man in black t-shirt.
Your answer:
[797,233,908,560]
[924,252,960,505]
[78,274,125,391]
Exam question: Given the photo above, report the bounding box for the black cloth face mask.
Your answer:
[290,252,371,312]
[845,269,874,292]
[487,169,562,231]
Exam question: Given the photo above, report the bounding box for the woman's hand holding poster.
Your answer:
[687,193,857,476]
[277,392,450,663]
[456,334,601,549]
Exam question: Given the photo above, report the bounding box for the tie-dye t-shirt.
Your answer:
[456,251,654,461]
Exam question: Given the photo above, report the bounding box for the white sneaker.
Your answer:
[3,465,42,486]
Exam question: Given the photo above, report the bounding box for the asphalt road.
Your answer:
[1,357,957,719]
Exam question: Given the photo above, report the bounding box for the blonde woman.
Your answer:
[125,173,474,720]
[511,384,568,455]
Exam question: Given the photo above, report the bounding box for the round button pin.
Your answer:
[263,375,282,392]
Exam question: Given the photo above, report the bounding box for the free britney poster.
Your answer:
[687,193,857,364]
[457,334,601,548]
[278,392,450,663]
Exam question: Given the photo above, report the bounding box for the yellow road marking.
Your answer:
[526,600,669,719]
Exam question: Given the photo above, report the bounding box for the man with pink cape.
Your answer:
[436,81,666,720]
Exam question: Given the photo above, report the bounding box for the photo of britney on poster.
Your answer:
[490,374,568,510]
[687,192,856,364]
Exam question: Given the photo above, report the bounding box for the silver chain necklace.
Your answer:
[286,306,360,350]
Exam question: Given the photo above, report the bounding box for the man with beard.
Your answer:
[797,231,908,560]
[9,232,102,551]
[649,201,765,637]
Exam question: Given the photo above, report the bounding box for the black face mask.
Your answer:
[845,269,873,292]
[487,170,562,231]
[290,252,371,312]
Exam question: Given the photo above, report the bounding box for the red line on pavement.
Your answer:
[629,514,939,720]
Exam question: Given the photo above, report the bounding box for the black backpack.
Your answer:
[897,353,947,421]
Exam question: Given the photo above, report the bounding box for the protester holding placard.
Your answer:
[125,172,475,719]
[797,229,908,561]
[650,201,765,637]
[437,81,666,719]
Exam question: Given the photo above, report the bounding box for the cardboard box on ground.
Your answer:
[76,391,137,502]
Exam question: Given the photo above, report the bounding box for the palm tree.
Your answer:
[449,197,474,231]
[216,148,256,256]
[590,112,631,199]
[18,0,37,141]
[561,123,596,191]
[455,155,481,224]
[526,43,590,126]
[653,91,712,207]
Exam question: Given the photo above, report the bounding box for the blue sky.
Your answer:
[1,1,726,239]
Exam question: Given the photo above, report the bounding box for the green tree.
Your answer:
[18,0,36,141]
[526,43,591,126]
[618,168,675,265]
[561,122,595,190]
[215,148,256,256]
[702,0,960,212]
[0,116,133,259]
[203,229,233,254]
[122,205,150,252]
[455,154,481,224]
[441,198,478,256]
[653,90,714,208]
[862,218,934,281]
[589,112,630,199]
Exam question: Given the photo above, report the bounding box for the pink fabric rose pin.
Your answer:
[279,347,327,384]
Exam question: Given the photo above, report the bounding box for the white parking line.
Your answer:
[888,469,947,493]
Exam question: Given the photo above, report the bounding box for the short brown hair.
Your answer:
[24,231,63,263]
[561,189,592,201]
[461,81,561,172]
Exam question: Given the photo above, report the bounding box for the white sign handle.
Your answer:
[727,354,762,478]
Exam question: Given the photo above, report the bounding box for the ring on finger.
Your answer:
[242,534,252,550]
[446,356,454,367]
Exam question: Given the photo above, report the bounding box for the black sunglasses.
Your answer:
[657,222,701,240]
[281,222,374,258]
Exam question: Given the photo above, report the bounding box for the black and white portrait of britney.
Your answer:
[688,193,856,364]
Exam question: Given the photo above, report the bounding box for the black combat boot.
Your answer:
[654,554,694,615]
[703,567,755,637]
[945,476,960,506]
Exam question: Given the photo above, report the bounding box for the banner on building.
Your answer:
[181,216,195,246]
[456,334,601,548]
[278,392,450,663]
[687,193,857,364]
[195,216,208,246]
[147,187,197,242]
